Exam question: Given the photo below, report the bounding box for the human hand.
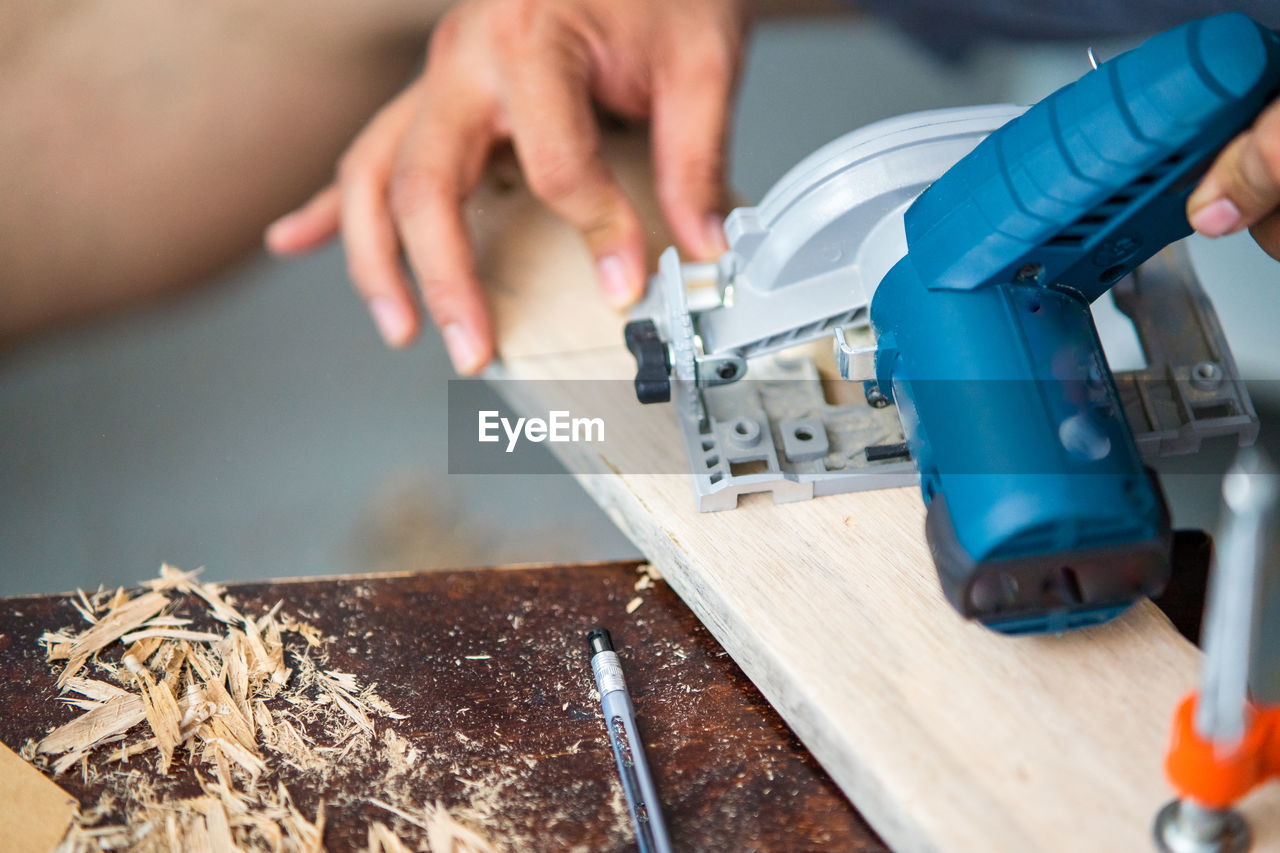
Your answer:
[1188,97,1280,260]
[265,0,748,374]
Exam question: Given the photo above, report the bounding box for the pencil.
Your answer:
[587,628,673,853]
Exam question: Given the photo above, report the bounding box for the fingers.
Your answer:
[1249,210,1280,261]
[265,185,341,255]
[335,87,421,347]
[339,158,417,347]
[1189,98,1280,239]
[503,44,647,307]
[652,47,736,259]
[388,88,498,375]
[268,0,751,372]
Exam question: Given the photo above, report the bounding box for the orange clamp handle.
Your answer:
[1165,692,1280,809]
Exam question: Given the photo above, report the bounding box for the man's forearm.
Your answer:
[0,0,449,342]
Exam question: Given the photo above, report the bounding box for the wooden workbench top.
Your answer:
[0,561,886,851]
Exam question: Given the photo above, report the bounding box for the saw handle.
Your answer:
[905,13,1280,302]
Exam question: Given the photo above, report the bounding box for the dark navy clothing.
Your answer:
[855,1,1280,59]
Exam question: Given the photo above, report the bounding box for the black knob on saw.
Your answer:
[624,319,672,404]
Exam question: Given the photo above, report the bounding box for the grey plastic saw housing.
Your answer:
[696,105,1024,362]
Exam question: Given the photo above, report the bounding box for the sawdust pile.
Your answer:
[26,565,498,853]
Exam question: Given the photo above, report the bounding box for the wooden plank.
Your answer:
[471,130,1280,851]
[0,741,77,853]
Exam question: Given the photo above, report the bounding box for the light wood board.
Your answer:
[0,741,76,853]
[467,132,1280,851]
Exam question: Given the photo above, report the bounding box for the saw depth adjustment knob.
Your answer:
[624,319,672,404]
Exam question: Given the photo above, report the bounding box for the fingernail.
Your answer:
[263,215,295,250]
[443,322,484,374]
[597,254,637,308]
[370,297,413,347]
[704,214,728,255]
[1190,198,1243,238]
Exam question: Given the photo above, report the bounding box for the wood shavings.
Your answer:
[314,671,375,737]
[71,589,99,625]
[143,564,243,626]
[323,670,360,692]
[366,821,413,853]
[132,669,182,773]
[26,563,535,853]
[206,734,267,780]
[260,716,322,774]
[40,630,78,648]
[32,565,403,852]
[370,799,498,853]
[359,684,407,721]
[137,616,193,627]
[53,774,325,853]
[44,591,169,688]
[278,786,325,853]
[119,628,223,644]
[38,689,147,762]
[61,677,133,705]
[424,799,499,853]
[369,799,428,830]
[278,613,323,648]
[121,636,165,674]
[199,794,238,853]
[635,563,662,586]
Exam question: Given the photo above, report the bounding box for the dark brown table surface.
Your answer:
[0,560,887,852]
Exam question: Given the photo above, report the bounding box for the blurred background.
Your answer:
[3,17,1279,595]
